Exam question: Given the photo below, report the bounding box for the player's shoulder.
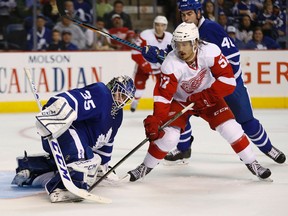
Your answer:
[202,19,223,30]
[140,29,154,38]
[161,51,182,73]
[201,19,228,37]
[199,42,221,57]
[164,31,173,39]
[84,82,110,97]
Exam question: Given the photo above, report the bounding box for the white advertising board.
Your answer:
[0,50,287,108]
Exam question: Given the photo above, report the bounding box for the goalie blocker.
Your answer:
[35,97,77,139]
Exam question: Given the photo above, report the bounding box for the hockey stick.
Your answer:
[55,0,164,61]
[24,68,112,203]
[89,102,195,190]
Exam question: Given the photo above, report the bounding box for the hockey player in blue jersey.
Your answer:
[11,75,135,202]
[141,0,285,165]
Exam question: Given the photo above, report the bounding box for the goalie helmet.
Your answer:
[177,0,202,12]
[172,22,199,48]
[107,75,135,112]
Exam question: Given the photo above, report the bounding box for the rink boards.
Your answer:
[0,50,287,112]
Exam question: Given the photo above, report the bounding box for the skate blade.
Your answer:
[257,176,273,182]
[162,159,190,166]
[119,174,131,183]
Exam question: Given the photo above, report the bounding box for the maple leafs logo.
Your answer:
[180,69,207,94]
[93,128,113,149]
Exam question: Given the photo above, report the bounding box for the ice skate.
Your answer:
[127,163,153,182]
[265,146,286,164]
[163,148,191,166]
[246,160,272,180]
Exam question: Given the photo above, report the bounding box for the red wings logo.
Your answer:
[180,69,207,94]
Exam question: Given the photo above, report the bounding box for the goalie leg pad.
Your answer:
[11,151,57,187]
[35,97,77,139]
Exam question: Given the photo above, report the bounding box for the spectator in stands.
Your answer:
[218,11,229,31]
[26,14,52,51]
[14,0,33,20]
[64,0,75,17]
[47,29,61,51]
[245,26,280,50]
[272,2,286,48]
[53,16,86,50]
[85,17,113,50]
[58,29,79,50]
[108,13,129,50]
[0,0,17,38]
[227,25,245,49]
[74,0,93,24]
[42,0,60,24]
[103,0,132,29]
[257,2,280,40]
[203,0,216,21]
[96,0,113,19]
[236,14,254,44]
[24,6,54,31]
[237,0,259,23]
[217,0,234,17]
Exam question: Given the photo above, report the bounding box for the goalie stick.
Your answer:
[88,102,195,190]
[55,0,164,61]
[24,68,112,204]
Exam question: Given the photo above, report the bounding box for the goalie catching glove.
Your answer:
[143,115,165,141]
[35,97,77,139]
[187,90,219,111]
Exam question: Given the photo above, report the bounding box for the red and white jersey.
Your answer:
[132,29,172,73]
[153,42,236,121]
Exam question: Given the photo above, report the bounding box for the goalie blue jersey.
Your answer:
[42,82,123,165]
[198,18,242,79]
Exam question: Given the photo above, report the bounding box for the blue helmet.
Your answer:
[177,0,202,12]
[107,75,135,112]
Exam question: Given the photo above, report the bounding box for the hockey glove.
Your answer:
[141,45,166,64]
[143,115,165,141]
[35,97,77,139]
[187,90,218,111]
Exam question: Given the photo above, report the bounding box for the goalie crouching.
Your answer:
[11,75,135,203]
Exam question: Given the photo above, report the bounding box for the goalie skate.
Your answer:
[96,165,120,186]
[49,188,83,203]
[163,148,191,166]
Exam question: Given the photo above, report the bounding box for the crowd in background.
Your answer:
[0,0,286,51]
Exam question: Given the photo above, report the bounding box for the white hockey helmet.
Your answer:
[172,22,199,48]
[154,15,168,25]
[153,15,168,31]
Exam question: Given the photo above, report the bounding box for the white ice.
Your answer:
[0,109,288,216]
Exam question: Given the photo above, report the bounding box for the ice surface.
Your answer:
[0,110,288,216]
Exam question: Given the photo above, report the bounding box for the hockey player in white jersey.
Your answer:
[126,22,271,182]
[12,75,136,202]
[130,15,172,112]
[141,0,285,165]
